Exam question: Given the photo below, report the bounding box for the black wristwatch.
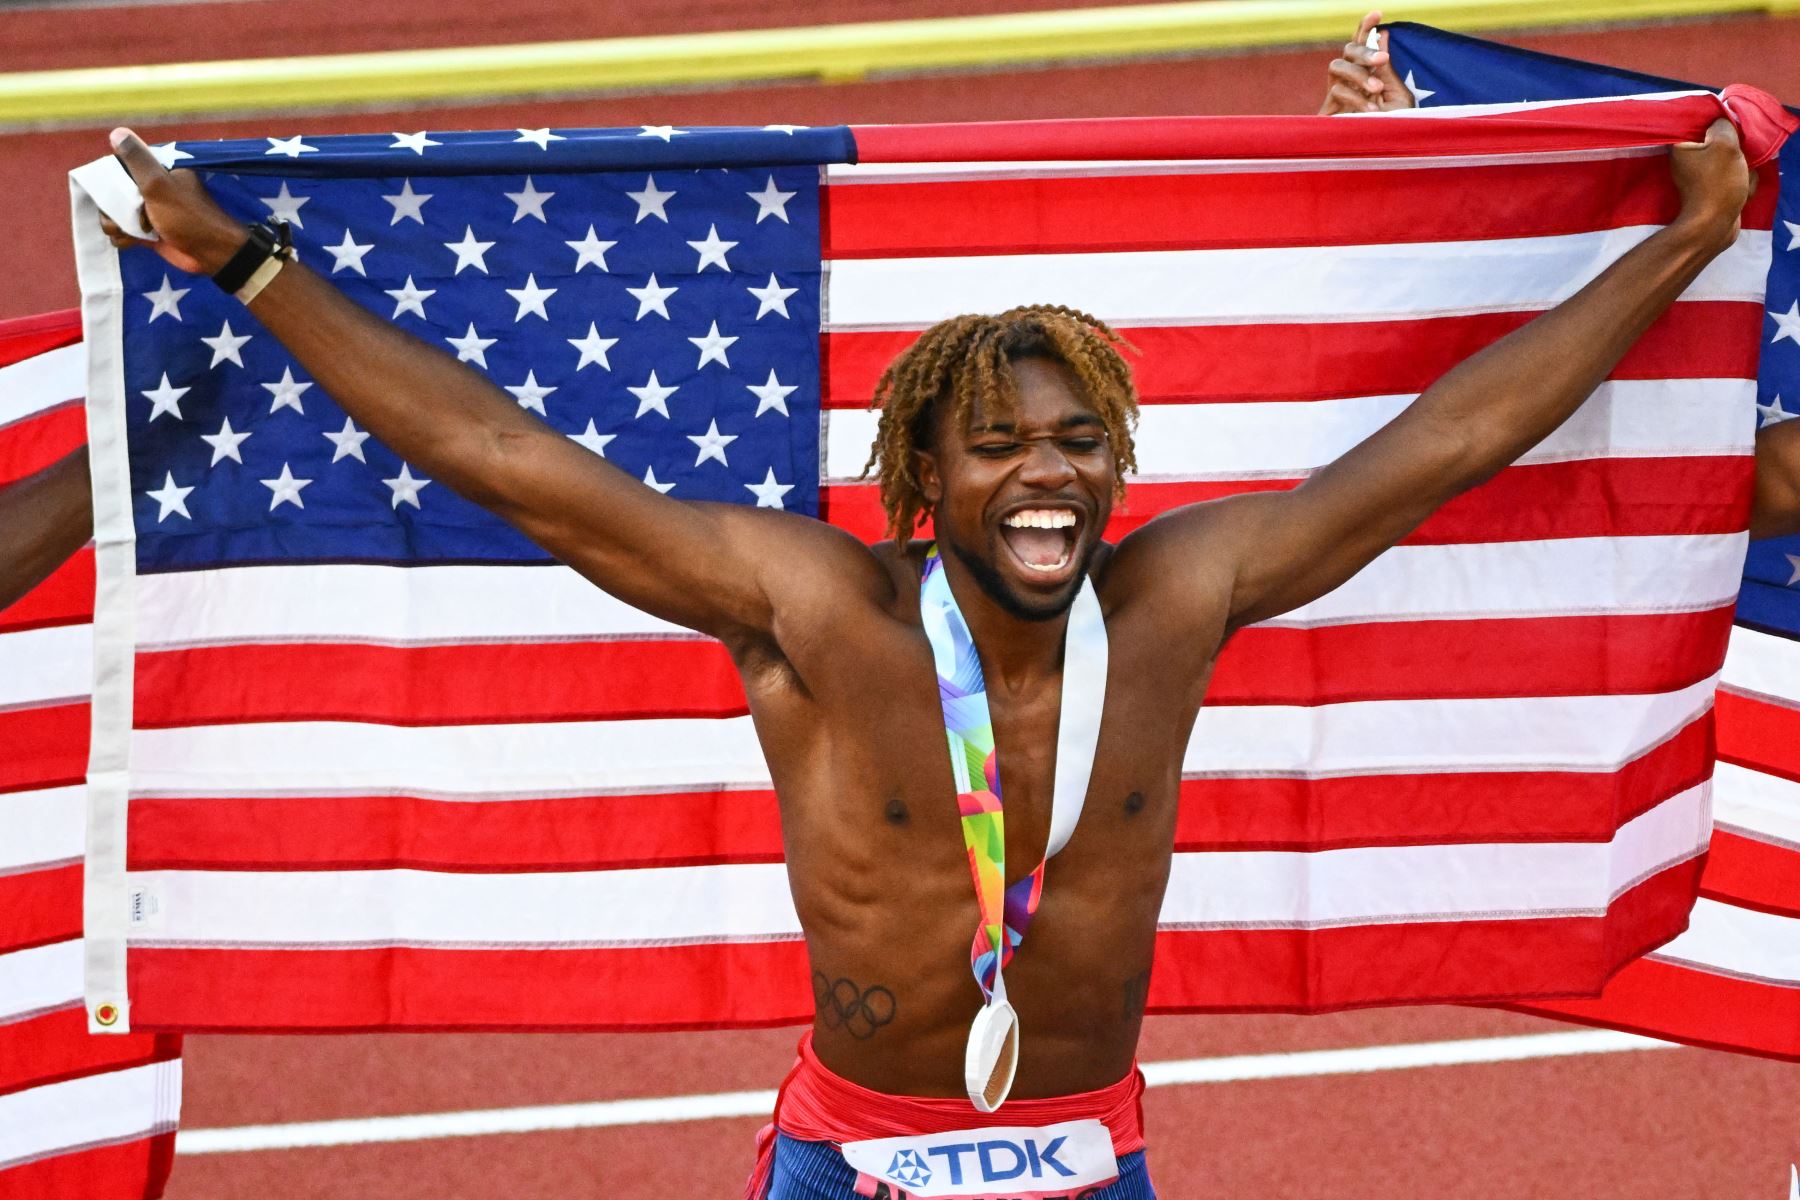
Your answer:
[211,220,294,294]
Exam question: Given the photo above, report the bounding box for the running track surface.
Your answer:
[11,3,1800,1195]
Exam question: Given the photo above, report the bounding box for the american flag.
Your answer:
[1387,21,1800,1059]
[53,93,1782,1034]
[0,312,181,1197]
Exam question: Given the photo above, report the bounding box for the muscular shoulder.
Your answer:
[1096,498,1242,639]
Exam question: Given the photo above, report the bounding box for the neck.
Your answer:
[938,551,1069,694]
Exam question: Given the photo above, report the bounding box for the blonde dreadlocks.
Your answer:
[862,305,1140,543]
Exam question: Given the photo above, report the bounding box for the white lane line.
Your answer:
[174,1029,1675,1155]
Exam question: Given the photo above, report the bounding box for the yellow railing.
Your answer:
[3,0,1797,126]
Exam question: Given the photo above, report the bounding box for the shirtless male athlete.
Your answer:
[69,99,1751,1195]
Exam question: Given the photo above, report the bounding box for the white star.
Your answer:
[383,463,432,510]
[390,130,441,155]
[385,275,436,319]
[688,419,738,467]
[202,320,252,368]
[1760,395,1799,427]
[150,142,192,168]
[145,471,194,522]
[568,419,616,457]
[747,274,797,319]
[627,175,676,223]
[1784,221,1800,252]
[688,320,738,369]
[638,125,685,142]
[1404,71,1436,105]
[505,370,557,414]
[142,275,189,322]
[259,181,311,228]
[444,226,496,274]
[627,273,679,320]
[505,274,557,321]
[642,465,676,495]
[383,179,432,225]
[763,124,807,134]
[627,370,679,418]
[260,462,312,510]
[1788,553,1800,586]
[687,224,738,272]
[566,226,616,272]
[200,415,252,464]
[568,323,620,371]
[515,127,565,149]
[747,175,796,223]
[744,467,794,509]
[748,369,798,417]
[265,135,317,159]
[505,176,554,223]
[262,366,314,414]
[324,416,370,462]
[446,323,498,368]
[141,373,189,422]
[324,229,374,275]
[1771,301,1800,347]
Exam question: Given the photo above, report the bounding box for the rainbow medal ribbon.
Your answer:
[919,546,1109,1112]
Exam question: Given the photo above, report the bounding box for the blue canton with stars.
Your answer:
[1386,23,1800,641]
[118,124,853,570]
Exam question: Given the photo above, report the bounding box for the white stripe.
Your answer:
[1713,761,1800,848]
[1720,623,1800,702]
[0,939,82,1025]
[824,229,1769,328]
[0,341,82,430]
[0,624,91,710]
[824,379,1756,480]
[1651,897,1800,985]
[0,786,84,874]
[0,1058,181,1172]
[126,787,1706,946]
[126,675,1716,798]
[1159,781,1710,928]
[172,1030,1674,1154]
[131,534,1745,651]
[1365,91,1716,120]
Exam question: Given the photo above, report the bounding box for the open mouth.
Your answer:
[998,507,1079,577]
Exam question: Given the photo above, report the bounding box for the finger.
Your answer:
[108,127,170,187]
[1326,82,1379,114]
[1356,10,1382,46]
[1328,59,1383,94]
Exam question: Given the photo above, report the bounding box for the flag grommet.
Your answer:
[94,1003,119,1026]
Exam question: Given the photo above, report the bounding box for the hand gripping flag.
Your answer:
[0,311,181,1198]
[1385,20,1800,1062]
[65,96,1789,1032]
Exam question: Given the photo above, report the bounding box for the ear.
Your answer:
[912,448,943,509]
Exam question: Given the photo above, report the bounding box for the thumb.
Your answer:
[109,128,169,186]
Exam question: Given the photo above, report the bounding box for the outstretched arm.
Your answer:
[0,448,92,612]
[1113,118,1753,634]
[102,130,884,649]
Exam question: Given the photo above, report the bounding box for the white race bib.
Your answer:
[841,1118,1118,1199]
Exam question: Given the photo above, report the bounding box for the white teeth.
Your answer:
[1002,509,1077,529]
[1022,551,1073,572]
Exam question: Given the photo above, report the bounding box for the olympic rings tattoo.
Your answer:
[812,971,898,1040]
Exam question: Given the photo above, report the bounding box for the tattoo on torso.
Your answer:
[813,972,898,1040]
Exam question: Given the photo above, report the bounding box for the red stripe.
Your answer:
[0,308,80,368]
[0,1007,180,1100]
[0,1131,178,1200]
[0,548,95,634]
[822,302,1761,407]
[1149,854,1701,1013]
[0,405,84,487]
[826,154,1778,259]
[132,602,1731,729]
[122,857,1698,1030]
[127,716,1709,873]
[821,454,1753,545]
[1515,953,1800,1063]
[0,863,82,955]
[0,701,87,795]
[1717,688,1800,781]
[1174,710,1712,853]
[1700,828,1800,918]
[851,96,1747,164]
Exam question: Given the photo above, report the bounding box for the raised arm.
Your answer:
[103,130,885,648]
[0,448,92,612]
[1113,118,1753,635]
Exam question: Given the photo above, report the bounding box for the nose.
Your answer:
[1017,438,1078,488]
